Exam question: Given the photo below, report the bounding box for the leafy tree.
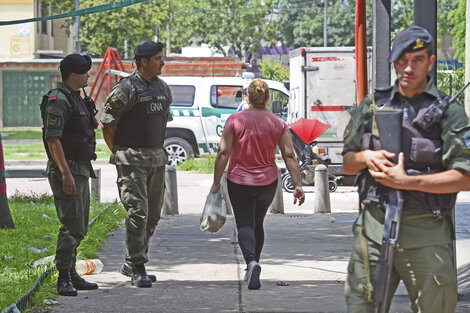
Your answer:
[258,59,289,81]
[277,0,372,48]
[188,0,277,58]
[79,0,169,58]
[449,0,466,61]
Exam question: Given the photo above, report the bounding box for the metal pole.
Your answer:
[372,0,391,89]
[75,0,80,53]
[166,0,171,56]
[323,0,328,47]
[414,0,437,82]
[355,0,368,103]
[465,0,470,117]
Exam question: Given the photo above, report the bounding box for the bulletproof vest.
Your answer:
[40,88,97,162]
[357,87,457,215]
[114,73,170,148]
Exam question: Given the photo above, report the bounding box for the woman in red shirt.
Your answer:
[211,79,305,290]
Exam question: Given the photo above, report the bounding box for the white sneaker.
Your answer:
[247,261,261,290]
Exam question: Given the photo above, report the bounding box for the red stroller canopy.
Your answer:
[289,118,330,144]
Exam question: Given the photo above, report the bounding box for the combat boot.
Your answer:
[70,267,98,290]
[131,263,152,288]
[121,262,156,282]
[57,270,78,296]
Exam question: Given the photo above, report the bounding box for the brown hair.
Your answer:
[247,79,269,109]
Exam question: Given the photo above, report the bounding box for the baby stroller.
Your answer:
[281,118,338,193]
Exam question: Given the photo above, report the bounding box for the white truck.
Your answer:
[163,76,289,166]
[287,47,372,177]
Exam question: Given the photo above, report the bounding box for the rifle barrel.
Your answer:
[449,81,470,103]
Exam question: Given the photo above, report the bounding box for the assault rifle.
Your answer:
[414,81,470,130]
[372,109,404,313]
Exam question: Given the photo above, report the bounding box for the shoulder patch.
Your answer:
[48,89,59,101]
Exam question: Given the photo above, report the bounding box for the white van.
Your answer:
[104,70,290,167]
[163,76,289,166]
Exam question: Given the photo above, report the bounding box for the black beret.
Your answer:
[134,41,164,57]
[60,54,92,74]
[388,26,433,63]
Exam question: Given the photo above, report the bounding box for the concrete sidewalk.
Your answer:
[5,167,470,312]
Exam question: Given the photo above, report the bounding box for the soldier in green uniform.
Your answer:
[343,26,470,313]
[101,41,172,288]
[40,54,99,296]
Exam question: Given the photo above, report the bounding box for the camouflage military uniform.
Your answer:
[343,78,470,313]
[101,69,172,266]
[42,82,95,271]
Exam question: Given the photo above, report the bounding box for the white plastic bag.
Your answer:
[199,189,227,233]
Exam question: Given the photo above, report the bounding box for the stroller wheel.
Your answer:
[329,180,338,193]
[282,174,295,193]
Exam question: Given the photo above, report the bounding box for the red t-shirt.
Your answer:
[224,109,288,186]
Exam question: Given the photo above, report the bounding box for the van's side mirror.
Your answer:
[272,100,282,115]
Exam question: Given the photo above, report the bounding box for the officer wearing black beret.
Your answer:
[40,54,98,296]
[101,41,173,288]
[343,25,470,312]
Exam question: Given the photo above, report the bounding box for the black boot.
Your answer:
[121,262,156,282]
[57,270,78,296]
[70,267,99,290]
[131,263,152,288]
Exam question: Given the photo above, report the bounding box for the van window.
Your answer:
[267,89,289,112]
[168,85,195,107]
[210,85,243,109]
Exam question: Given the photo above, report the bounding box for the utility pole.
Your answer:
[166,0,171,56]
[75,0,80,53]
[466,0,470,116]
[323,0,328,47]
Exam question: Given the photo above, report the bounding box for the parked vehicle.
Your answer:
[105,70,290,167]
[287,47,372,179]
[163,76,289,166]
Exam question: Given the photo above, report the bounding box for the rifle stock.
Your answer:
[371,109,404,313]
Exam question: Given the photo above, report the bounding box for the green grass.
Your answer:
[177,155,215,174]
[3,143,111,160]
[0,194,126,311]
[1,128,104,141]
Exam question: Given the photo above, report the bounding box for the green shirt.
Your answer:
[343,78,470,249]
[42,82,95,177]
[100,70,173,167]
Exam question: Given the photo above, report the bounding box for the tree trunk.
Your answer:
[0,134,14,229]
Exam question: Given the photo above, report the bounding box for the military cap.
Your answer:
[388,25,433,63]
[134,41,164,57]
[59,54,92,74]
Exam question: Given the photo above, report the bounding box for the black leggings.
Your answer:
[227,179,278,265]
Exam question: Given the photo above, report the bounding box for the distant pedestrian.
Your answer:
[211,79,305,290]
[101,41,172,288]
[40,54,98,296]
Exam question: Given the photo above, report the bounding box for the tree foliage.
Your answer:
[78,0,169,58]
[258,59,289,82]
[186,0,277,58]
[277,0,370,48]
[449,0,466,61]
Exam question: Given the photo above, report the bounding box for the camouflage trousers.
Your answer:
[116,164,165,266]
[48,170,90,271]
[344,214,457,313]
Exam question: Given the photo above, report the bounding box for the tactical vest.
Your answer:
[114,73,170,148]
[40,88,97,162]
[357,87,457,216]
